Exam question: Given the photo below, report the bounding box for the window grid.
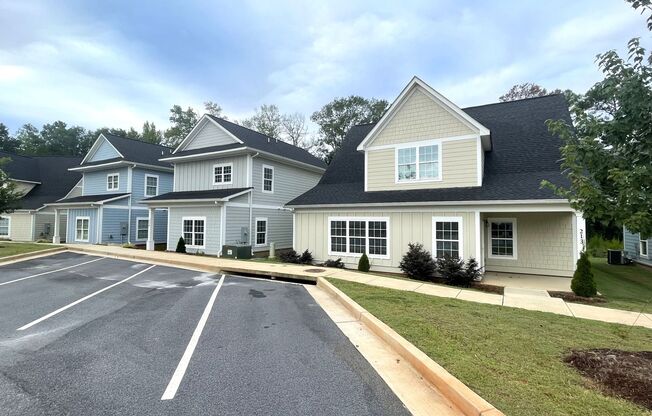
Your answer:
[136,219,148,240]
[490,220,515,257]
[263,166,274,192]
[397,144,440,181]
[107,174,119,191]
[183,218,205,247]
[145,176,158,196]
[0,217,9,236]
[435,221,460,259]
[641,239,649,257]
[214,164,233,184]
[256,219,267,245]
[329,219,388,257]
[76,218,89,241]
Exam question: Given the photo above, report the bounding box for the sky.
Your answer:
[0,0,649,134]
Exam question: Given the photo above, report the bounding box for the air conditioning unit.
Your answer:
[607,250,626,265]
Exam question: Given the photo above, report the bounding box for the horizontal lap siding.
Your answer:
[167,206,221,255]
[252,208,293,251]
[174,156,248,191]
[225,205,249,244]
[34,212,65,241]
[88,138,121,162]
[184,121,238,150]
[251,157,321,206]
[101,208,129,244]
[132,168,173,205]
[130,209,167,243]
[83,167,129,195]
[624,227,651,261]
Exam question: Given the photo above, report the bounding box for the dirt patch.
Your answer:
[471,283,505,295]
[550,291,607,305]
[564,348,652,410]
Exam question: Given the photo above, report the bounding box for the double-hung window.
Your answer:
[641,235,649,258]
[397,144,440,182]
[328,217,389,258]
[144,175,159,197]
[0,216,9,237]
[213,163,233,185]
[183,217,205,248]
[255,218,267,246]
[136,218,149,240]
[107,173,119,191]
[75,217,90,242]
[433,217,463,259]
[489,218,517,259]
[262,165,274,193]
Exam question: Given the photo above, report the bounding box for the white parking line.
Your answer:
[0,257,104,287]
[17,264,156,331]
[161,274,226,401]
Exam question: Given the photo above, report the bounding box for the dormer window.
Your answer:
[396,144,440,182]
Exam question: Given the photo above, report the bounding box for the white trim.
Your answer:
[48,193,131,207]
[0,215,11,238]
[292,212,296,249]
[432,216,464,259]
[357,76,490,151]
[394,141,443,184]
[135,216,149,241]
[288,199,572,210]
[487,217,518,260]
[80,134,124,165]
[254,217,268,246]
[161,147,248,162]
[246,154,252,187]
[327,216,391,260]
[144,174,160,197]
[141,189,252,206]
[212,163,233,185]
[75,216,91,242]
[476,137,482,186]
[106,172,120,191]
[220,204,226,255]
[181,216,206,249]
[173,115,244,153]
[366,134,479,151]
[262,164,274,193]
[640,235,649,258]
[227,202,292,211]
[70,161,173,173]
[9,178,41,185]
[97,206,103,243]
[364,152,368,192]
[474,211,482,267]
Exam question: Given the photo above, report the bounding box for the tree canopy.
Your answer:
[499,83,563,102]
[0,158,22,214]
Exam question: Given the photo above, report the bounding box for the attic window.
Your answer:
[396,144,440,182]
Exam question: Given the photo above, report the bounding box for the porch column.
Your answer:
[146,207,155,251]
[574,211,586,260]
[52,209,61,244]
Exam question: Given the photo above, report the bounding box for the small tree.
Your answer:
[280,249,300,263]
[175,237,186,253]
[358,253,370,272]
[399,243,435,281]
[571,252,597,297]
[0,158,21,214]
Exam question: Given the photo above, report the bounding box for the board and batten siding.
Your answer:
[251,207,293,250]
[167,206,221,255]
[34,212,66,241]
[83,167,129,195]
[294,209,477,272]
[183,120,238,151]
[251,157,321,206]
[7,213,32,241]
[67,208,98,244]
[88,137,121,162]
[366,138,479,191]
[100,207,129,244]
[131,209,167,243]
[173,156,248,191]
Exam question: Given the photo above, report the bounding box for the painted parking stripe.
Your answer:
[17,265,156,331]
[0,257,104,287]
[161,274,226,401]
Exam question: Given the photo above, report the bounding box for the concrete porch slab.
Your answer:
[482,272,571,292]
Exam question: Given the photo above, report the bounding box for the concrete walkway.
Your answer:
[64,245,652,329]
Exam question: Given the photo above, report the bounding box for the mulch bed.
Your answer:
[564,348,652,410]
[549,291,607,305]
[471,282,505,295]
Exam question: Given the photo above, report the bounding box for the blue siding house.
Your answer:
[49,133,173,248]
[623,227,651,267]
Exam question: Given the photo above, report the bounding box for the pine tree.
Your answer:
[571,252,597,297]
[358,253,370,272]
[176,237,187,253]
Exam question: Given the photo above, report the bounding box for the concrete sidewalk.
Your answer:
[65,245,652,329]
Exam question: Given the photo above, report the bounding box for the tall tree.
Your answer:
[0,123,20,153]
[545,35,652,236]
[281,112,308,147]
[0,158,22,214]
[242,104,283,139]
[39,121,90,155]
[499,83,563,102]
[311,96,389,163]
[204,101,227,119]
[15,124,45,155]
[141,121,163,144]
[164,105,198,147]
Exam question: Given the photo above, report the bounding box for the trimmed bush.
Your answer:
[399,243,436,281]
[280,249,300,263]
[358,253,370,272]
[571,251,597,297]
[322,258,345,268]
[435,255,483,287]
[298,249,314,265]
[175,237,186,253]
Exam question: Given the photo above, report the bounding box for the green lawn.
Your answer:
[329,278,652,416]
[0,242,59,258]
[592,257,652,312]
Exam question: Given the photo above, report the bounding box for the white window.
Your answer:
[433,217,463,259]
[262,165,274,193]
[488,218,517,259]
[213,163,233,185]
[136,218,149,241]
[641,235,649,258]
[255,218,267,246]
[75,217,90,242]
[182,217,205,248]
[328,217,389,259]
[396,144,440,182]
[144,174,159,197]
[106,173,120,191]
[0,216,10,237]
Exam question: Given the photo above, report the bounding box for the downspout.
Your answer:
[126,164,135,244]
[248,153,259,248]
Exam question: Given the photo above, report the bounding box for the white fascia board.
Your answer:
[173,115,244,153]
[69,161,173,173]
[80,134,124,165]
[160,147,249,162]
[10,178,42,185]
[141,189,252,205]
[288,199,572,210]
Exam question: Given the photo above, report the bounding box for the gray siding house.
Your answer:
[623,227,651,266]
[143,115,325,255]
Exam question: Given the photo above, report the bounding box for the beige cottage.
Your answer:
[287,77,583,277]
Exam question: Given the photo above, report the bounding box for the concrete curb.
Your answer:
[0,246,66,265]
[317,277,504,416]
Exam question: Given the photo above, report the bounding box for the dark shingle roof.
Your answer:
[0,151,83,210]
[81,133,173,168]
[288,94,571,206]
[170,116,326,169]
[54,193,129,204]
[144,188,252,202]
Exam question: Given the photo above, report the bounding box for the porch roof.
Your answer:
[142,188,252,204]
[49,193,130,206]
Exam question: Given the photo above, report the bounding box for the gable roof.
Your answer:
[80,133,173,169]
[167,115,326,170]
[287,94,571,207]
[0,151,83,210]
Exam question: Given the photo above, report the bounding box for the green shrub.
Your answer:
[399,243,435,281]
[571,252,597,297]
[298,249,314,265]
[122,243,136,249]
[586,235,622,258]
[322,258,345,268]
[358,253,370,272]
[175,237,186,253]
[280,249,313,264]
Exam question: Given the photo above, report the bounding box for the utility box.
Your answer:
[43,223,51,236]
[120,222,128,236]
[222,244,252,259]
[607,249,625,265]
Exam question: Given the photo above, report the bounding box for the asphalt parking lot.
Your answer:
[0,252,408,415]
